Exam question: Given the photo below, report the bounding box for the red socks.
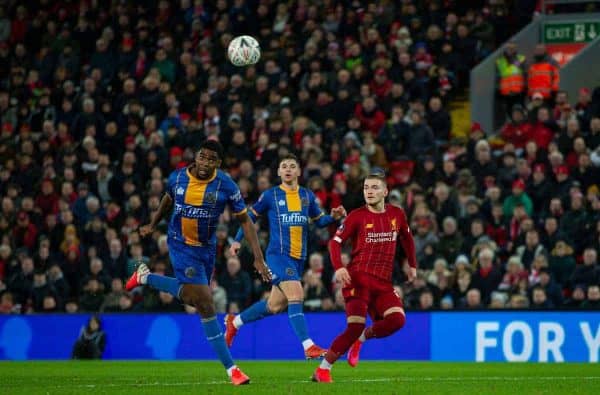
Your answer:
[365,312,405,339]
[325,322,365,364]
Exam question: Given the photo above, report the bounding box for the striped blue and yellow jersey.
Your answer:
[239,184,334,261]
[166,167,246,246]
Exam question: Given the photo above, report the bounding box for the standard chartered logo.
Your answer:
[365,231,397,243]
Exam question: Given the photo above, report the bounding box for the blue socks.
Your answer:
[287,302,310,342]
[147,274,182,298]
[202,317,234,369]
[239,300,272,324]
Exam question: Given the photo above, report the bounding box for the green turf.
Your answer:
[0,361,598,394]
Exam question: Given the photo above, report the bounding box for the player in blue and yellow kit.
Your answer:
[225,154,346,358]
[125,140,271,386]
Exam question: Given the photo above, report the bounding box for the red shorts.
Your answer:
[342,271,403,321]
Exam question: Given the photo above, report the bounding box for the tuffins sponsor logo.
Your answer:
[174,202,213,219]
[365,231,397,243]
[279,212,308,225]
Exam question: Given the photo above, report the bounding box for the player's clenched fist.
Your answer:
[330,206,347,220]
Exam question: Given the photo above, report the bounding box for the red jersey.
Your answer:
[329,204,417,282]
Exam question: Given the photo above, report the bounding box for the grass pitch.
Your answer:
[0,361,598,394]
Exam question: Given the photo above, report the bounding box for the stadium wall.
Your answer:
[0,312,598,362]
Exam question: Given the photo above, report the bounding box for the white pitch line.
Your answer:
[323,377,600,383]
[14,376,600,389]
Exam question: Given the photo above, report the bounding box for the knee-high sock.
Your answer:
[365,312,406,339]
[147,274,182,298]
[238,300,272,326]
[325,322,365,364]
[202,316,234,369]
[287,302,310,343]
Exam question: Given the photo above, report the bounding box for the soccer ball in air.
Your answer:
[228,35,261,66]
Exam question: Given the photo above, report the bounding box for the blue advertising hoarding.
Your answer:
[431,312,600,362]
[0,312,430,361]
[0,312,597,361]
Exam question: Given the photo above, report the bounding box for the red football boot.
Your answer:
[304,344,327,360]
[125,263,150,291]
[224,314,238,348]
[230,367,250,385]
[347,339,363,367]
[312,367,333,383]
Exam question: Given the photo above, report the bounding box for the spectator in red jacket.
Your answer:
[354,96,386,136]
[369,68,392,100]
[528,105,556,150]
[12,211,38,251]
[501,104,532,151]
[35,179,60,217]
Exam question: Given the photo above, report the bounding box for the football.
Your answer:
[227,35,261,66]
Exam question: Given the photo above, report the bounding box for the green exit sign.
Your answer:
[543,22,600,43]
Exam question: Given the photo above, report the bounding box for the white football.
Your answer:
[228,35,261,66]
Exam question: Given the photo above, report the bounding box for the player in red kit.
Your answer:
[313,170,417,383]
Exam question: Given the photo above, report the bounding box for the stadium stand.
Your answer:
[0,1,598,315]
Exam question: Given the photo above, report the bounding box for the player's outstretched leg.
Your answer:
[313,300,367,383]
[202,316,249,385]
[183,284,250,385]
[347,337,364,368]
[126,263,183,297]
[349,310,406,367]
[287,300,326,359]
[364,311,405,339]
[312,322,364,383]
[277,281,326,358]
[125,262,150,290]
[225,299,272,347]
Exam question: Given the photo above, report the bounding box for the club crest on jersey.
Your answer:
[365,223,374,229]
[205,192,217,204]
[301,197,309,206]
[176,187,185,196]
[286,267,295,276]
[278,199,286,206]
[391,218,397,231]
[185,266,196,278]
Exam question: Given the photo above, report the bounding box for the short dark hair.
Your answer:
[199,140,224,160]
[278,153,299,166]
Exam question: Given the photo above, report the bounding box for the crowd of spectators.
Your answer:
[0,1,598,315]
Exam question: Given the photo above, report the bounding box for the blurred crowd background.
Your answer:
[0,0,599,315]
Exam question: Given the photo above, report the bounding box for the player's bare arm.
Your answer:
[238,211,271,282]
[335,267,352,287]
[397,209,418,283]
[139,193,173,237]
[404,259,417,283]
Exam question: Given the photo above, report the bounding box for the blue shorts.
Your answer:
[267,254,304,285]
[168,238,216,285]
